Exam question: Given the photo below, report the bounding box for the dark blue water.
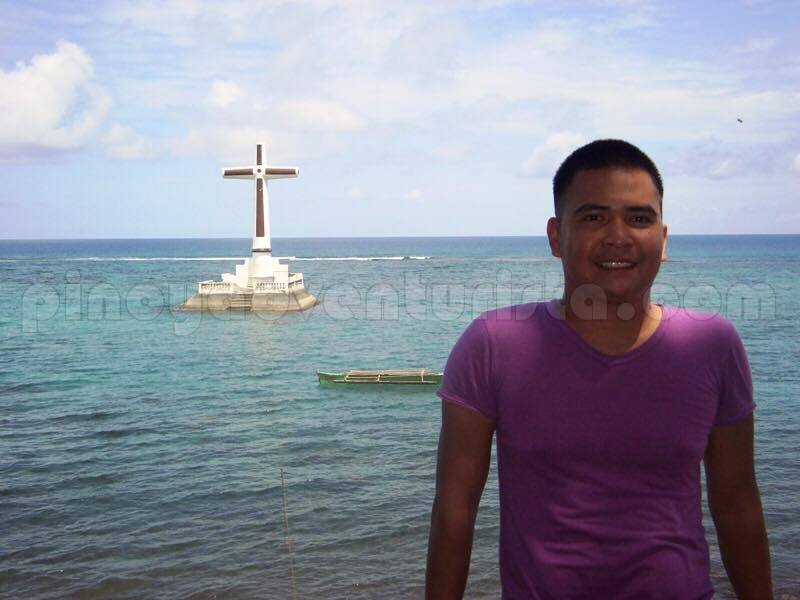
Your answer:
[1,236,798,598]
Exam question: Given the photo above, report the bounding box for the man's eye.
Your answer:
[631,215,653,224]
[582,214,601,222]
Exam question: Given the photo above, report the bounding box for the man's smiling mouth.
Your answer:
[596,260,636,270]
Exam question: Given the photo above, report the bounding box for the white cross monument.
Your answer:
[180,143,318,312]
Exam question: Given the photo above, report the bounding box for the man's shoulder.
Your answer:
[662,304,740,337]
[477,301,548,327]
[468,302,551,348]
[660,305,745,360]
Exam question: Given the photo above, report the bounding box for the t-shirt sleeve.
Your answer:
[437,316,497,422]
[714,327,756,427]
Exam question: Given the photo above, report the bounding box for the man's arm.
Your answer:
[704,414,773,599]
[426,401,495,600]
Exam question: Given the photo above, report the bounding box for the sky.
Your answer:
[1,0,799,239]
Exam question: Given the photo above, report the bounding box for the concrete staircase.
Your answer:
[228,292,253,311]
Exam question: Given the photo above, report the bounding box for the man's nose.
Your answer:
[603,217,632,246]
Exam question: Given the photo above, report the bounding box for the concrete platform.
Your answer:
[179,288,318,312]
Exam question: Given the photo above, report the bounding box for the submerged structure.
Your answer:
[181,143,318,312]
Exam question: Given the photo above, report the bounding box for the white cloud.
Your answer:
[588,0,661,33]
[207,80,243,108]
[168,126,308,164]
[0,41,110,154]
[103,124,152,159]
[278,99,365,132]
[431,143,472,160]
[404,189,424,201]
[792,153,800,174]
[736,37,777,53]
[706,158,739,179]
[347,185,363,199]
[665,141,796,179]
[521,132,586,177]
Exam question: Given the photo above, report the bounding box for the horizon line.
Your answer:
[2,233,800,242]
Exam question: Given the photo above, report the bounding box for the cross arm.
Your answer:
[222,167,254,179]
[263,167,299,179]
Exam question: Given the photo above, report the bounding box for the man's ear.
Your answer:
[661,224,668,262]
[547,217,561,258]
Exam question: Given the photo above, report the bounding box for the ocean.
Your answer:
[1,235,798,598]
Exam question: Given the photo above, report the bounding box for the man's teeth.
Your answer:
[599,261,634,269]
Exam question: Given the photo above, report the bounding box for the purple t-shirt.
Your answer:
[437,301,755,599]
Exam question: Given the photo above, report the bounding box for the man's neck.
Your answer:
[556,291,662,356]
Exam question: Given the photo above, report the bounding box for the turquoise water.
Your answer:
[1,235,798,598]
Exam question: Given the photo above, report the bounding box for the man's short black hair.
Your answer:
[552,139,663,219]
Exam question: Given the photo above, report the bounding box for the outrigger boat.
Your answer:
[317,369,443,385]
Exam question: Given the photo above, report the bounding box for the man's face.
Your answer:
[546,167,668,308]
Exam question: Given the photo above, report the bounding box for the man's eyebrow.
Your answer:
[572,203,659,216]
[572,203,608,215]
[627,205,659,216]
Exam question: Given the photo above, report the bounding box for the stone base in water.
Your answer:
[179,288,318,312]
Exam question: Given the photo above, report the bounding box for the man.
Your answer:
[425,140,772,599]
